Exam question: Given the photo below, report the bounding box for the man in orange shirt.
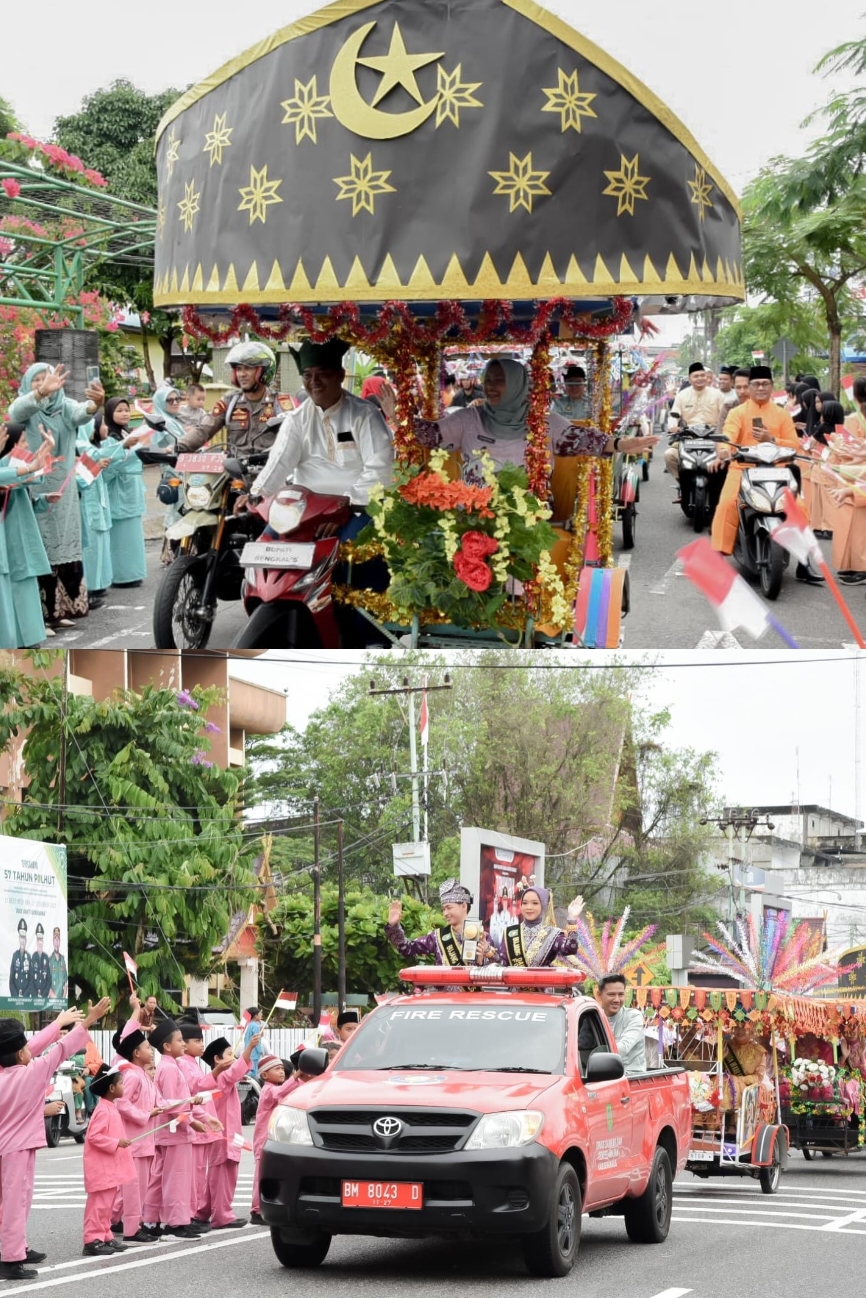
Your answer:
[710,366,821,582]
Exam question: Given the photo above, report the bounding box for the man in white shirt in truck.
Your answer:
[596,973,646,1075]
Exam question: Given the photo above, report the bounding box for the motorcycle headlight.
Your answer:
[185,486,213,509]
[464,1110,544,1150]
[268,1105,314,1145]
[268,500,305,535]
[747,488,772,512]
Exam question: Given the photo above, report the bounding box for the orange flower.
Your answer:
[399,471,493,513]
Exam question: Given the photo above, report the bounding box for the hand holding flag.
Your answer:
[122,951,138,994]
[774,489,866,648]
[678,538,799,646]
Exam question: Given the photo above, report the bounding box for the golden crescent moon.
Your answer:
[329,22,439,141]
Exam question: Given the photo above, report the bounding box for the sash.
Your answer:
[435,926,463,967]
[504,923,560,968]
[723,1044,747,1077]
[504,924,528,967]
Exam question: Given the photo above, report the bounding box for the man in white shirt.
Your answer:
[597,974,646,1076]
[664,361,726,501]
[250,339,393,529]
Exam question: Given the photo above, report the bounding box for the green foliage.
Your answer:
[0,661,254,1004]
[0,97,22,139]
[714,300,833,382]
[262,883,439,998]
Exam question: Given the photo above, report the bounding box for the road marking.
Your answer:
[694,629,742,648]
[80,625,153,647]
[650,557,682,595]
[648,1290,692,1298]
[3,1228,270,1292]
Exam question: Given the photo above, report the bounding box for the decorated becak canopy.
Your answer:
[152,0,744,319]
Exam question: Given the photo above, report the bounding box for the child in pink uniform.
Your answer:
[249,1054,306,1225]
[113,1026,163,1242]
[198,1030,262,1229]
[177,1023,223,1227]
[0,998,110,1281]
[141,1019,206,1240]
[83,1067,136,1256]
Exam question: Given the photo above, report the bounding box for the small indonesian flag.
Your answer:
[419,683,429,749]
[232,1132,253,1151]
[772,490,822,567]
[122,951,138,980]
[238,1008,252,1031]
[75,453,103,487]
[678,538,773,639]
[273,989,297,1013]
[842,374,855,392]
[10,447,44,479]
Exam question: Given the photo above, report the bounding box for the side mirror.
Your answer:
[298,1046,328,1077]
[585,1052,625,1084]
[223,456,245,479]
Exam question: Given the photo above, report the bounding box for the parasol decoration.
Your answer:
[691,914,851,996]
[568,906,665,981]
[152,0,743,315]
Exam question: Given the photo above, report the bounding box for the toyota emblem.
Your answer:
[373,1116,403,1139]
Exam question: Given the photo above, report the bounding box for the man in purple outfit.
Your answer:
[386,879,490,967]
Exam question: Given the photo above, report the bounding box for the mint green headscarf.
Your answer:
[479,358,530,439]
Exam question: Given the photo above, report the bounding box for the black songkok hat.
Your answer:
[0,1019,26,1054]
[90,1065,122,1099]
[149,1018,181,1051]
[202,1036,231,1068]
[289,339,350,373]
[688,361,706,375]
[113,1027,147,1061]
[563,365,586,381]
[180,1022,204,1041]
[336,1010,360,1029]
[749,365,773,381]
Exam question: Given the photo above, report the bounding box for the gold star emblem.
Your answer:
[177,180,201,234]
[156,198,166,239]
[688,163,714,220]
[856,955,865,968]
[358,22,443,107]
[489,152,551,214]
[603,153,651,216]
[334,152,396,217]
[281,76,333,145]
[435,64,483,128]
[165,129,180,178]
[542,68,597,133]
[203,112,233,167]
[238,165,284,225]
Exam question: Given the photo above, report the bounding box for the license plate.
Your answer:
[240,542,316,569]
[687,1148,715,1162]
[176,454,226,473]
[750,469,790,483]
[341,1181,423,1210]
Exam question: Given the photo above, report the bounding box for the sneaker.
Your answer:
[82,1241,114,1257]
[106,1240,128,1252]
[190,1219,212,1233]
[0,1262,38,1280]
[124,1229,157,1244]
[212,1218,247,1230]
[24,1250,47,1264]
[161,1225,200,1240]
[44,628,56,637]
[248,1211,265,1226]
[139,1225,162,1240]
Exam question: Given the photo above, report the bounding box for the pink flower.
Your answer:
[140,311,151,325]
[1,179,21,199]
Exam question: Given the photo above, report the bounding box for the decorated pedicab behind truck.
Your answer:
[152,0,744,647]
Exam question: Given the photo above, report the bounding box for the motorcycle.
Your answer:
[145,443,273,649]
[230,474,355,649]
[669,422,728,533]
[730,441,801,600]
[45,1060,89,1147]
[613,452,643,550]
[238,1073,261,1125]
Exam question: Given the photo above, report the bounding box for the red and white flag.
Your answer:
[772,490,822,568]
[75,453,104,488]
[122,951,138,980]
[238,1008,252,1031]
[231,1132,253,1152]
[273,989,297,1013]
[10,447,44,479]
[419,681,429,750]
[678,538,772,639]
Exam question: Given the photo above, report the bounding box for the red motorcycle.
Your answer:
[231,481,354,648]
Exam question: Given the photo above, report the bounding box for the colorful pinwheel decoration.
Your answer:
[568,906,664,980]
[691,913,848,994]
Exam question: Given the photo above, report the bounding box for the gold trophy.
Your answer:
[462,919,482,965]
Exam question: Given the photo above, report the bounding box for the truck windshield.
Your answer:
[333,1003,566,1074]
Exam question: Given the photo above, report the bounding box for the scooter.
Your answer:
[230,473,355,649]
[45,1060,89,1146]
[668,421,728,533]
[613,453,642,550]
[730,441,801,600]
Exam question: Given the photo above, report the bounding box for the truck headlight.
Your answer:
[269,1105,314,1145]
[465,1110,544,1150]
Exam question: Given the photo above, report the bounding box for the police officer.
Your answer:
[29,923,51,999]
[176,341,294,455]
[49,926,68,1000]
[9,918,31,998]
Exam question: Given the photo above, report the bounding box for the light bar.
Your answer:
[399,966,585,988]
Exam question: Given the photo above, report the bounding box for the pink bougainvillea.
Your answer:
[3,133,108,189]
[1,178,21,199]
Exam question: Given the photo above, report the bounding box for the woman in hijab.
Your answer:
[0,423,54,646]
[8,362,105,627]
[418,358,658,506]
[495,886,584,968]
[76,413,125,608]
[808,392,842,537]
[100,397,155,586]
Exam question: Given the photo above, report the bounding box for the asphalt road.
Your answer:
[13,1142,866,1298]
[57,455,866,652]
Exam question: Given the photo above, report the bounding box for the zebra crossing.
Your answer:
[672,1175,866,1234]
[30,1171,257,1211]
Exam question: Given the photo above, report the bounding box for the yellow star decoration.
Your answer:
[688,163,714,220]
[177,180,201,234]
[280,76,333,145]
[856,955,866,968]
[542,68,597,133]
[156,198,166,239]
[489,152,551,214]
[435,64,483,128]
[165,130,180,178]
[603,153,651,216]
[238,165,284,225]
[358,22,443,107]
[203,113,233,167]
[334,152,396,217]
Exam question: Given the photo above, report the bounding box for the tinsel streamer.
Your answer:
[421,347,441,421]
[596,457,615,567]
[526,333,553,500]
[564,458,591,608]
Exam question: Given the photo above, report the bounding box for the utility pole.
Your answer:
[702,808,775,923]
[337,819,346,1015]
[312,795,321,1028]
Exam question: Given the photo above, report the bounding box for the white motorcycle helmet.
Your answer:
[225,340,277,388]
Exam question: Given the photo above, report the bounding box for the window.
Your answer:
[577,1009,609,1078]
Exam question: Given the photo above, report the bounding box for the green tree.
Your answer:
[0,658,255,1006]
[714,300,832,381]
[0,96,22,138]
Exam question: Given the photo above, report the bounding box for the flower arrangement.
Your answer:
[790,1057,837,1099]
[358,449,572,632]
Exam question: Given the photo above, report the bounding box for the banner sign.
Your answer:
[0,837,68,1011]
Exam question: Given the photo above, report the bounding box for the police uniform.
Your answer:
[177,389,295,455]
[29,924,51,999]
[9,920,31,998]
[49,927,67,1000]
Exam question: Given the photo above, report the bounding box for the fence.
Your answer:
[30,1026,310,1061]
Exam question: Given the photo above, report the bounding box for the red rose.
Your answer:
[460,530,499,563]
[453,551,493,592]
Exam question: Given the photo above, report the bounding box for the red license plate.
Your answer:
[341,1180,423,1210]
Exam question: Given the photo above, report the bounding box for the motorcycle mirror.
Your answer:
[223,457,245,479]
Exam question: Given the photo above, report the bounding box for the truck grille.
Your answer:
[309,1108,478,1155]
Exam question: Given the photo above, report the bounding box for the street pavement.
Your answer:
[12,1141,866,1298]
[56,453,866,652]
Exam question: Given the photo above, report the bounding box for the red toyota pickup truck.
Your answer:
[259,967,691,1277]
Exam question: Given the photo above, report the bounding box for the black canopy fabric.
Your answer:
[153,0,743,309]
